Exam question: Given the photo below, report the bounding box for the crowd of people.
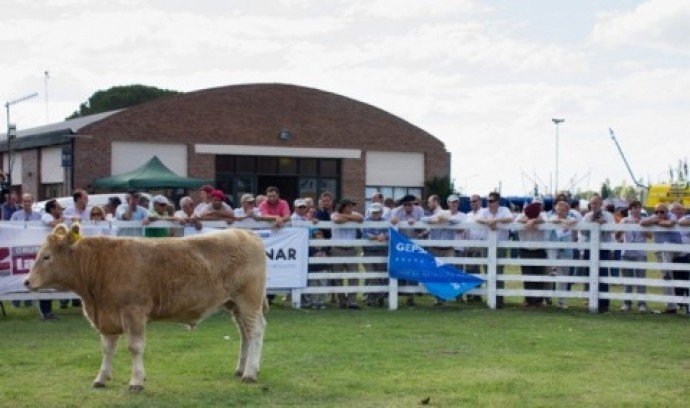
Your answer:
[2,185,689,317]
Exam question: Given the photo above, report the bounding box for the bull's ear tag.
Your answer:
[53,224,69,236]
[69,222,83,242]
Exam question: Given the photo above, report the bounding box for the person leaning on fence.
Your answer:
[116,191,150,222]
[390,194,425,306]
[548,200,579,309]
[258,186,290,228]
[104,196,121,221]
[290,198,310,222]
[475,192,513,308]
[422,194,465,306]
[307,229,329,309]
[90,205,106,222]
[361,202,389,307]
[675,206,690,314]
[330,198,364,310]
[640,202,680,313]
[234,194,262,222]
[580,194,614,313]
[174,196,202,230]
[145,195,176,237]
[198,190,235,222]
[517,200,548,308]
[463,194,486,302]
[63,189,90,222]
[618,200,650,312]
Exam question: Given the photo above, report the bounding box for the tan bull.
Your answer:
[25,223,268,392]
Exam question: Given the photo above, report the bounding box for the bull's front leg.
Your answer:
[93,334,119,388]
[232,309,249,378]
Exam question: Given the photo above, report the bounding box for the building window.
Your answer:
[42,184,62,201]
[278,157,297,175]
[299,159,318,175]
[236,156,256,173]
[320,159,338,176]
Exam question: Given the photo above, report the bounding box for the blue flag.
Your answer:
[388,227,484,301]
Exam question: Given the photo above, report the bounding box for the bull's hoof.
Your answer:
[128,384,145,393]
[92,382,106,389]
[234,370,243,378]
[241,376,257,383]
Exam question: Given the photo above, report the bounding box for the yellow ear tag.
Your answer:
[70,231,83,242]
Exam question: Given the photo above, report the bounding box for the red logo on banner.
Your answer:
[0,247,10,276]
[10,246,40,275]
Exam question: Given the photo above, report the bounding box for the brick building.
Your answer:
[2,83,450,210]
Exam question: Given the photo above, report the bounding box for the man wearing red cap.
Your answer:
[197,189,235,221]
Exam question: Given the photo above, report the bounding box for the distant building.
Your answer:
[1,83,450,209]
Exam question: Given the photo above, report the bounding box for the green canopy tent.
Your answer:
[92,156,213,190]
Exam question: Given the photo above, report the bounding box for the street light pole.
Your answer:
[552,118,565,195]
[5,92,39,190]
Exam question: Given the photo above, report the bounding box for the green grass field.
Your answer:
[1,297,688,408]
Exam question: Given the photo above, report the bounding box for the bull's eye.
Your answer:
[42,254,51,261]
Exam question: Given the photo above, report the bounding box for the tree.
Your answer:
[600,179,613,199]
[67,84,181,119]
[424,175,458,206]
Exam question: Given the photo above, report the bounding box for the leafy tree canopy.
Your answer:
[67,84,181,119]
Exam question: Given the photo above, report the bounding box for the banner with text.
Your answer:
[388,227,484,301]
[0,224,309,296]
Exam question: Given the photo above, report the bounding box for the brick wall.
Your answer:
[75,83,450,210]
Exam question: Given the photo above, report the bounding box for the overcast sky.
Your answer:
[2,0,688,196]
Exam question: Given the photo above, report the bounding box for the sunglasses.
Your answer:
[655,210,666,215]
[91,212,103,216]
[470,200,479,203]
[488,199,497,203]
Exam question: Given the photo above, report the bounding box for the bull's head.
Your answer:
[24,223,82,291]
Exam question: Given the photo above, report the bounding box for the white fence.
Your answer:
[1,220,689,314]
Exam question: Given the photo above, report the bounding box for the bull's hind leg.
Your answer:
[93,334,119,388]
[232,303,266,382]
[122,312,147,392]
[125,332,146,392]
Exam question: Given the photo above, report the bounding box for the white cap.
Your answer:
[152,195,168,205]
[294,198,307,208]
[447,194,460,203]
[369,203,383,212]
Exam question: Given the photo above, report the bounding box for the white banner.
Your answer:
[0,223,309,297]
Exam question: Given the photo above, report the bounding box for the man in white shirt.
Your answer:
[464,194,486,302]
[63,189,90,222]
[580,194,614,313]
[475,192,513,308]
[330,198,364,309]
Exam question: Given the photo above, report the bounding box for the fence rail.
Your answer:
[1,220,689,313]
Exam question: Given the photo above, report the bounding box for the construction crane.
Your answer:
[608,128,647,189]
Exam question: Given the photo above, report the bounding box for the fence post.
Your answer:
[486,229,498,309]
[588,224,600,313]
[388,225,399,310]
